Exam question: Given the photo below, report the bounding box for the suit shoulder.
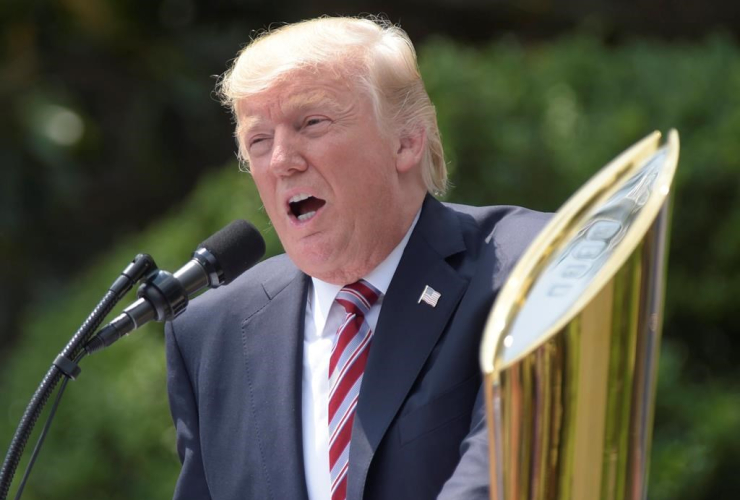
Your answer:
[444,202,551,273]
[444,203,550,244]
[168,253,301,338]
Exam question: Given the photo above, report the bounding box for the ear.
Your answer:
[395,126,426,174]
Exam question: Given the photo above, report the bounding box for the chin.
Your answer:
[285,238,368,284]
[287,245,334,277]
[292,255,360,285]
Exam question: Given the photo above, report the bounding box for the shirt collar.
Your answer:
[310,209,421,334]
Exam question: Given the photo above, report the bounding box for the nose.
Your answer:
[269,129,308,177]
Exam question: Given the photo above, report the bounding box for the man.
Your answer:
[165,16,549,500]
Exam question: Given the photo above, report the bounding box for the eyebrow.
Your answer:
[285,89,343,113]
[238,115,266,136]
[238,89,350,135]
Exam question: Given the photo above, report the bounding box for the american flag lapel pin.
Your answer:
[418,285,441,308]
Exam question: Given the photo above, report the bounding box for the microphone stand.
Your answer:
[0,254,156,500]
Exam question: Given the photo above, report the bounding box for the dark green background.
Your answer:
[2,1,739,499]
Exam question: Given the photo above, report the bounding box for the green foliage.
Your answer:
[0,168,282,499]
[2,34,739,499]
[420,33,740,499]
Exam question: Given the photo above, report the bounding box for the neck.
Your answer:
[316,199,423,285]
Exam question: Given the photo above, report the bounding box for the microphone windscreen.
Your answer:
[198,220,266,284]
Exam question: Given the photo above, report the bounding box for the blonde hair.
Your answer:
[217,16,447,195]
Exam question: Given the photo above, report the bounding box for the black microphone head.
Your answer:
[197,220,266,285]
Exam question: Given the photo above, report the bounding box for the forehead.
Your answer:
[236,72,362,126]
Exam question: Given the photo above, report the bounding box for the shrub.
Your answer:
[2,34,738,500]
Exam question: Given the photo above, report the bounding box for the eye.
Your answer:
[302,116,331,137]
[304,116,328,128]
[249,134,268,146]
[248,135,272,155]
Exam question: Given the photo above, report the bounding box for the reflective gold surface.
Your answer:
[481,131,679,500]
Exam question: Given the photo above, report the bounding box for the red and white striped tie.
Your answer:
[328,280,380,500]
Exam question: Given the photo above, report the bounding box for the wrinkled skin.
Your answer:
[238,72,426,284]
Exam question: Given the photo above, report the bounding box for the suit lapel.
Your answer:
[347,197,469,500]
[241,267,310,500]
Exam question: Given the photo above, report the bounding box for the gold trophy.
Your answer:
[480,130,680,500]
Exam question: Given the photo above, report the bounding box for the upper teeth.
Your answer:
[289,193,311,204]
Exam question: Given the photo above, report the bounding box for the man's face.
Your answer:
[239,72,413,284]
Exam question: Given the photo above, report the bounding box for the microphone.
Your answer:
[85,220,265,353]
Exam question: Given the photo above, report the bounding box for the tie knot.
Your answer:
[336,279,380,317]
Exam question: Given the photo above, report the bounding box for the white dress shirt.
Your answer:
[301,213,420,500]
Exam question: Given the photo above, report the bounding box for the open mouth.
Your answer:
[288,194,326,222]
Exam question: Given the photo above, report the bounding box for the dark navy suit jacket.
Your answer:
[165,195,549,500]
